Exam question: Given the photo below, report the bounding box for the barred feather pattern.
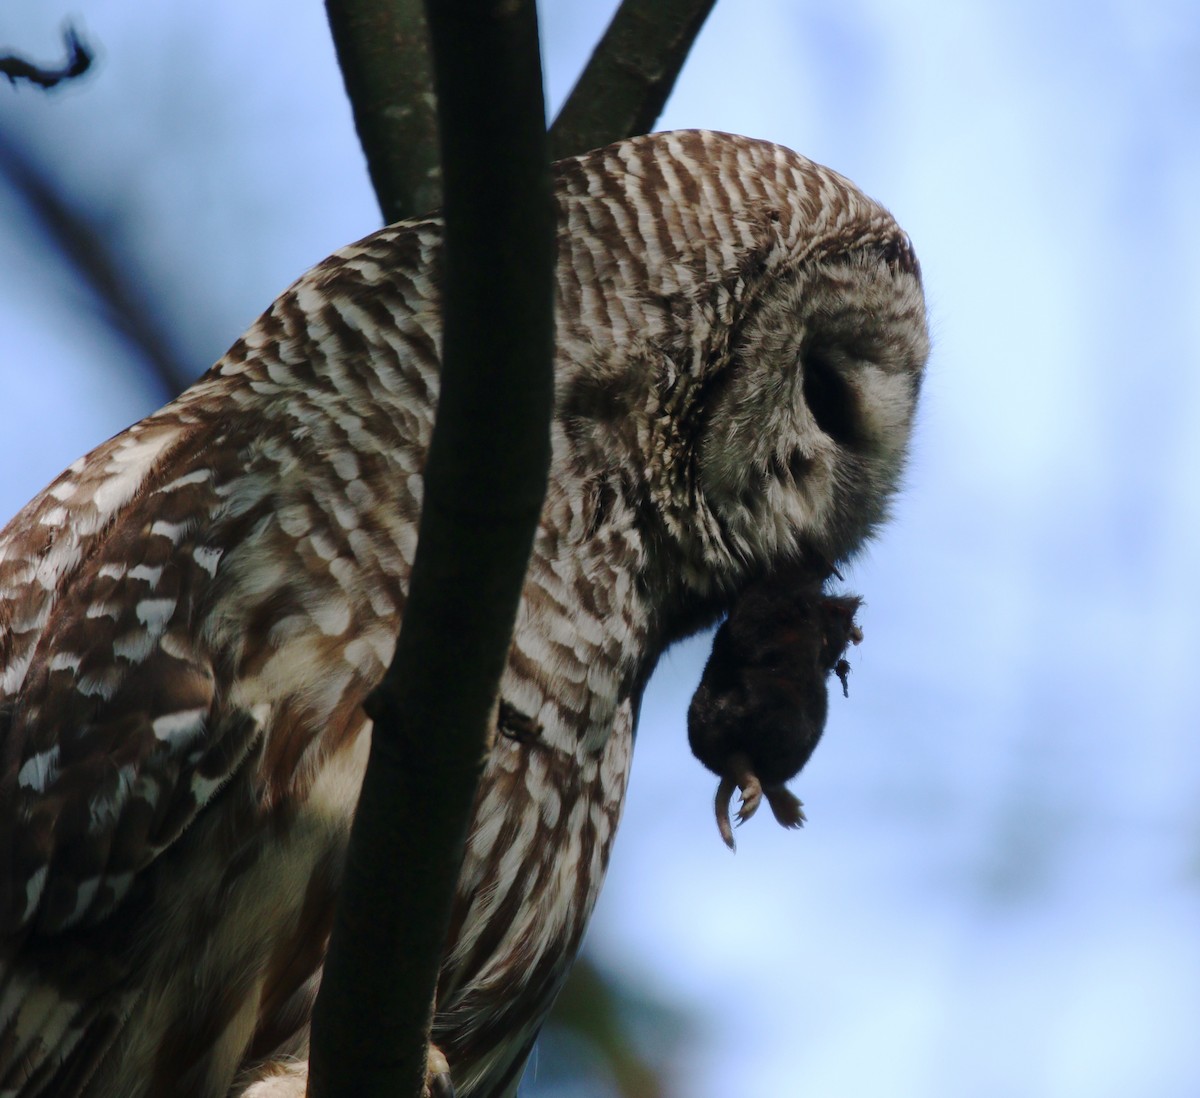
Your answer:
[0,130,928,1097]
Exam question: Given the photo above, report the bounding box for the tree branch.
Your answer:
[547,0,717,160]
[325,0,717,231]
[0,125,189,400]
[0,26,91,90]
[311,0,717,1091]
[324,0,440,224]
[307,0,555,1094]
[0,29,190,399]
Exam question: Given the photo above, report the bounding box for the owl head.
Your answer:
[555,130,928,605]
[695,230,927,576]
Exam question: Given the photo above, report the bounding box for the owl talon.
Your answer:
[712,750,811,847]
[715,776,738,849]
[735,778,763,823]
[728,752,761,823]
[714,754,767,849]
[764,785,806,829]
[425,1044,455,1098]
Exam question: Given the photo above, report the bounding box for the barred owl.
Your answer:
[0,130,927,1097]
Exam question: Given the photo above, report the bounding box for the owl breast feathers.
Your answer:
[0,130,927,1097]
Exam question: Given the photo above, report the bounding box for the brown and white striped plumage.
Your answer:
[0,131,928,1097]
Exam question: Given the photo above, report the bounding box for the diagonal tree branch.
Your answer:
[312,1,716,1092]
[0,28,187,398]
[324,0,441,224]
[307,0,555,1094]
[547,0,717,160]
[0,125,190,400]
[324,0,717,226]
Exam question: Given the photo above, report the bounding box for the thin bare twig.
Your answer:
[0,26,91,90]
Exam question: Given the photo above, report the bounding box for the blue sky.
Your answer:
[1,2,1198,1096]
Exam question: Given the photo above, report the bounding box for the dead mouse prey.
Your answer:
[687,562,863,849]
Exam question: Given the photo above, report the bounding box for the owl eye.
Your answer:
[801,348,859,446]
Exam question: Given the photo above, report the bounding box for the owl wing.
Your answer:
[0,413,271,938]
[0,224,439,945]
